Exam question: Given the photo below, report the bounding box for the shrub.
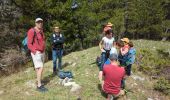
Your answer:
[154,77,170,95]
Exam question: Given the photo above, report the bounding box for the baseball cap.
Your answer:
[35,18,43,22]
[109,53,118,61]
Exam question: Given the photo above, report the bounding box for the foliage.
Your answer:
[10,0,170,52]
[154,77,170,95]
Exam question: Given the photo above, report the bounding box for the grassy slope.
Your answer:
[0,40,170,100]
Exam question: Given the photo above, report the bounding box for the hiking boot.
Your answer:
[53,71,58,75]
[37,85,48,92]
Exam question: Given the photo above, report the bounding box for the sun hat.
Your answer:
[106,22,113,27]
[121,38,130,43]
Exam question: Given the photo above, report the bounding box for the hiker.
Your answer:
[104,42,118,64]
[51,26,65,74]
[122,41,136,76]
[101,53,126,99]
[27,18,48,92]
[118,38,130,65]
[98,29,114,82]
[103,22,113,36]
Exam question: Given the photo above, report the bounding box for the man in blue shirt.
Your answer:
[51,26,65,74]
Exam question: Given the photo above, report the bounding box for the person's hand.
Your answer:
[101,48,105,52]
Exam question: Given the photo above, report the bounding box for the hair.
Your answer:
[128,41,134,47]
[105,29,112,35]
[116,40,124,47]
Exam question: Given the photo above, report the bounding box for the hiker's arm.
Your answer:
[56,35,65,44]
[121,47,128,55]
[99,40,105,52]
[27,29,36,54]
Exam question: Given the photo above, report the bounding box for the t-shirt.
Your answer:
[103,64,125,95]
[110,47,118,55]
[102,37,115,51]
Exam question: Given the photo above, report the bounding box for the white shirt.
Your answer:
[110,47,118,56]
[102,37,115,50]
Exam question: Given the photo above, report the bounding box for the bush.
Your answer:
[154,77,170,95]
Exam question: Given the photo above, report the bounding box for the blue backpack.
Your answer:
[58,71,73,79]
[126,47,136,65]
[22,28,36,54]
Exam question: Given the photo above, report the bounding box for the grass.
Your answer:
[0,39,170,100]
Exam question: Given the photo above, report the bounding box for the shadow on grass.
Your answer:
[97,84,107,99]
[62,62,71,69]
[42,74,56,85]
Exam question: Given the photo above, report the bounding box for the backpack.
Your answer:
[58,71,73,79]
[126,47,136,65]
[22,28,36,55]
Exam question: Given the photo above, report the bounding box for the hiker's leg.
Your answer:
[52,49,57,72]
[56,50,60,70]
[98,71,103,83]
[126,64,132,76]
[121,79,125,89]
[36,67,43,87]
[107,94,114,100]
[58,49,63,70]
[100,52,106,70]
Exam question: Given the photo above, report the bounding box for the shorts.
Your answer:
[31,51,45,69]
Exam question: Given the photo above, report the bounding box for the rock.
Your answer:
[131,75,145,81]
[25,80,36,88]
[24,68,31,73]
[70,83,82,94]
[72,63,76,67]
[0,90,4,95]
[64,82,76,87]
[25,91,31,96]
[147,98,153,100]
[134,83,137,86]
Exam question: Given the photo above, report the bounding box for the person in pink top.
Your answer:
[120,38,130,56]
[27,18,47,92]
[102,53,126,99]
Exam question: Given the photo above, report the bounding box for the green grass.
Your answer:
[0,39,170,100]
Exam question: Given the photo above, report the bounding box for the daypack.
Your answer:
[96,56,102,66]
[22,28,36,54]
[118,47,136,66]
[58,71,73,79]
[125,47,136,65]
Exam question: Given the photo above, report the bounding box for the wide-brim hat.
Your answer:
[121,38,130,43]
[106,22,113,27]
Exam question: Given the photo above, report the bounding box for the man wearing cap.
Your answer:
[101,53,126,99]
[51,26,65,74]
[27,18,48,92]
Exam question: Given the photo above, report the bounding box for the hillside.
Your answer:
[0,40,170,100]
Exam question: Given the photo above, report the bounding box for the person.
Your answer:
[51,26,65,74]
[104,42,118,65]
[27,18,48,92]
[103,22,113,36]
[99,29,115,70]
[98,29,115,82]
[120,38,130,56]
[123,41,136,76]
[101,54,126,99]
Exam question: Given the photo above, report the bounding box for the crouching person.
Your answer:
[101,54,125,99]
[51,26,65,74]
